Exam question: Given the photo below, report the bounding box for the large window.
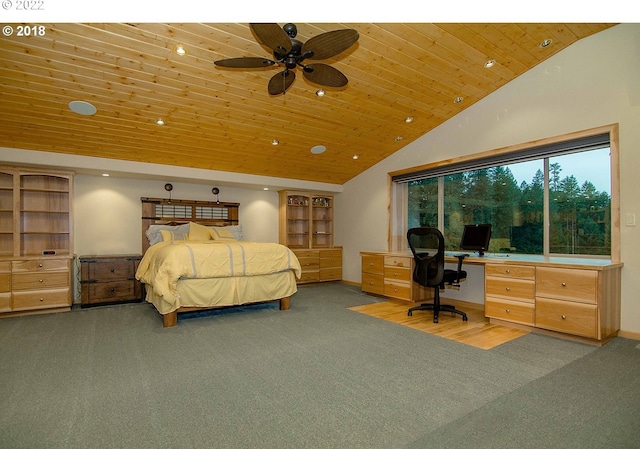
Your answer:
[393,126,618,259]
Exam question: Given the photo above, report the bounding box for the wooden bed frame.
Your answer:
[141,197,292,327]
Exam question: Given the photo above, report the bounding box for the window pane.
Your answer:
[548,148,611,255]
[408,178,438,228]
[443,161,544,254]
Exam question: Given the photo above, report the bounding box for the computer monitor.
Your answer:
[460,223,492,256]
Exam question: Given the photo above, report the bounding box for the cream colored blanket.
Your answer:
[136,240,301,304]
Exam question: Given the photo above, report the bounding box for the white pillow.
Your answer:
[146,223,190,246]
[208,224,242,241]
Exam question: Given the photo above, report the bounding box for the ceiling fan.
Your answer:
[214,23,359,96]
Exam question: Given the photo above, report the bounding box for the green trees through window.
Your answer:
[407,148,611,256]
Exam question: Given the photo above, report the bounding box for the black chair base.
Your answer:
[408,302,468,323]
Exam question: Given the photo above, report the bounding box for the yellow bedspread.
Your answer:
[136,240,301,307]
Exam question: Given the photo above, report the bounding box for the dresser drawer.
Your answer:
[0,261,10,272]
[319,267,342,281]
[362,273,384,295]
[362,255,384,275]
[485,277,534,302]
[320,249,342,258]
[536,267,597,303]
[12,258,69,272]
[319,256,341,269]
[298,270,320,283]
[86,260,136,280]
[297,256,320,270]
[12,271,70,290]
[486,263,535,280]
[384,265,411,282]
[12,288,70,311]
[384,280,411,300]
[293,249,319,259]
[0,293,10,313]
[0,272,10,292]
[535,296,598,339]
[485,297,535,325]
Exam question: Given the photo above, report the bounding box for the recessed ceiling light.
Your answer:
[395,136,403,142]
[310,145,326,154]
[352,154,359,160]
[174,44,187,56]
[271,139,279,145]
[68,100,97,116]
[404,116,414,123]
[484,59,495,68]
[316,89,325,97]
[263,187,269,190]
[454,96,464,104]
[102,173,110,177]
[539,39,553,48]
[155,118,165,125]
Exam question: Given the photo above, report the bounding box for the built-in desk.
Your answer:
[361,251,623,345]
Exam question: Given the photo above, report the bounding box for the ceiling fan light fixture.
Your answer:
[310,145,326,154]
[316,89,325,97]
[484,59,495,68]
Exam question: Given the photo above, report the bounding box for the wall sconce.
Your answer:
[212,187,220,204]
[164,183,173,202]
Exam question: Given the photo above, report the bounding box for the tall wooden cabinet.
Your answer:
[0,166,74,318]
[278,191,342,283]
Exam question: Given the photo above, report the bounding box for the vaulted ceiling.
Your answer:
[0,23,615,184]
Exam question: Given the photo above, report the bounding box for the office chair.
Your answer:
[407,227,468,323]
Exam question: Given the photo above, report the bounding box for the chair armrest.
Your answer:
[452,254,468,283]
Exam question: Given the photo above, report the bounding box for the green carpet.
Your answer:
[0,283,636,449]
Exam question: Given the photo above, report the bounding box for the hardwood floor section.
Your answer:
[349,299,529,350]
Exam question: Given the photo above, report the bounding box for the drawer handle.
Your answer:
[39,297,44,302]
[110,288,115,292]
[505,269,510,274]
[39,263,43,268]
[505,287,510,291]
[39,279,44,283]
[561,282,567,287]
[562,314,567,320]
[505,308,510,313]
[111,268,115,273]
[369,281,374,285]
[369,263,374,266]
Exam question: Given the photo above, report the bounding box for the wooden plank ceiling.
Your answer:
[0,23,615,184]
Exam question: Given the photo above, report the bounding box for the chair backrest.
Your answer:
[407,227,445,288]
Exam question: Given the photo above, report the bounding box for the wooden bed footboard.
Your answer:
[162,296,291,327]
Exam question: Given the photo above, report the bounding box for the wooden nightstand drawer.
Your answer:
[87,260,136,280]
[536,267,597,303]
[485,277,534,302]
[485,297,535,325]
[535,296,598,339]
[12,288,70,311]
[12,271,70,290]
[87,281,137,302]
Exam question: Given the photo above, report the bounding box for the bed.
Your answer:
[136,197,301,327]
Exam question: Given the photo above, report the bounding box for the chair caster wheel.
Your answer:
[408,311,412,316]
[433,318,439,323]
[463,316,468,322]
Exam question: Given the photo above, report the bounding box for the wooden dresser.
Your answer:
[0,166,74,318]
[361,252,429,302]
[80,255,143,307]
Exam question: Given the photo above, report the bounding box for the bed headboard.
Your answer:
[141,197,240,253]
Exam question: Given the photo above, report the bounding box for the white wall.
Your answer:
[73,176,282,255]
[336,23,640,335]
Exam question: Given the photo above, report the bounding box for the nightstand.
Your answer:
[80,254,143,307]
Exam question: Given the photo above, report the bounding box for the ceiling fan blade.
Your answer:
[250,23,292,55]
[302,29,359,60]
[268,70,296,96]
[214,57,276,68]
[303,63,348,88]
